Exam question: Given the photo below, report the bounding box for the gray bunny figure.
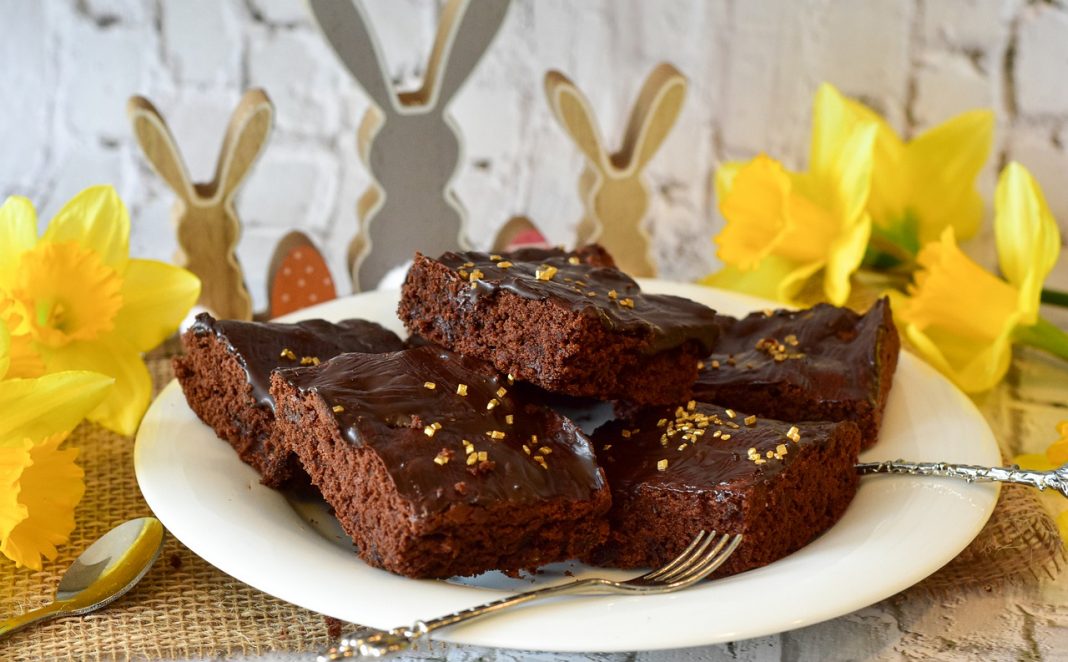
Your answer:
[309,0,512,291]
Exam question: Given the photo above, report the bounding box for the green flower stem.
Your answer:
[1041,288,1068,309]
[1016,316,1068,362]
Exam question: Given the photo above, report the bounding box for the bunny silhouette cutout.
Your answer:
[545,63,688,278]
[309,0,511,291]
[128,90,273,321]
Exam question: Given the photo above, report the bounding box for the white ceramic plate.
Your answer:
[134,281,1000,652]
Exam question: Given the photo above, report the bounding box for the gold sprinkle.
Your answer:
[489,254,502,261]
[456,384,468,396]
[602,444,612,451]
[534,455,549,469]
[687,400,697,412]
[487,430,506,440]
[497,260,513,269]
[523,444,531,455]
[530,434,538,444]
[506,373,515,385]
[677,444,687,451]
[586,290,596,297]
[424,426,436,437]
[477,451,488,462]
[621,429,632,439]
[463,261,475,268]
[434,451,451,466]
[785,334,799,346]
[618,297,635,308]
[423,381,436,390]
[721,433,731,440]
[766,450,775,459]
[300,356,321,366]
[607,289,618,299]
[535,265,558,281]
[469,282,477,290]
[710,360,721,369]
[725,409,736,419]
[744,415,757,426]
[657,418,668,428]
[332,405,344,413]
[786,426,801,443]
[467,453,478,466]
[747,447,758,456]
[431,422,442,430]
[458,269,469,279]
[755,458,766,465]
[505,414,514,425]
[776,443,789,456]
[468,268,484,281]
[657,459,669,471]
[462,439,473,447]
[762,308,774,317]
[496,387,507,398]
[568,256,581,265]
[279,348,297,360]
[697,360,705,370]
[538,446,552,455]
[486,398,499,410]
[464,444,474,455]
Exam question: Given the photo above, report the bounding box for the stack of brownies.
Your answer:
[174,245,900,579]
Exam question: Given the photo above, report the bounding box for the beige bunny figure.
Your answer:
[128,90,273,321]
[309,0,511,291]
[545,63,688,278]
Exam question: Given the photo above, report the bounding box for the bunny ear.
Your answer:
[309,0,397,114]
[427,0,511,109]
[545,70,610,173]
[619,62,687,172]
[127,96,195,200]
[213,89,273,199]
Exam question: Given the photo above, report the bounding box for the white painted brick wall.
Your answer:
[2,0,1067,309]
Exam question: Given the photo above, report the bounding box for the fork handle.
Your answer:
[856,459,1057,492]
[319,577,606,659]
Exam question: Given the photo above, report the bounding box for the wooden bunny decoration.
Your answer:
[545,63,688,278]
[309,0,511,291]
[128,90,273,321]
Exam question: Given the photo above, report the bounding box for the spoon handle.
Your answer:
[856,459,1068,497]
[0,601,67,640]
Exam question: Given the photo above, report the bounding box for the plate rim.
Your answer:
[135,280,1001,652]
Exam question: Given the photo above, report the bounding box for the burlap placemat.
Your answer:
[0,355,1063,660]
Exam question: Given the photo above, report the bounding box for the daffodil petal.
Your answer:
[808,84,878,222]
[907,109,993,244]
[0,370,113,443]
[1012,452,1056,472]
[42,185,129,274]
[0,434,84,571]
[823,212,872,306]
[113,260,200,352]
[4,332,45,379]
[40,336,151,436]
[1057,511,1068,545]
[701,256,819,306]
[854,103,910,231]
[0,320,9,381]
[995,162,1062,324]
[904,315,1016,393]
[0,196,38,285]
[714,161,745,201]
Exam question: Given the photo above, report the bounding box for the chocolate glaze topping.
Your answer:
[435,247,720,353]
[693,299,892,406]
[594,403,840,493]
[189,312,404,410]
[276,346,607,516]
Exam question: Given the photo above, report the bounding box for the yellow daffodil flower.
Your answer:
[0,320,113,570]
[1013,422,1068,544]
[704,83,876,305]
[895,162,1067,393]
[0,186,200,435]
[840,99,993,258]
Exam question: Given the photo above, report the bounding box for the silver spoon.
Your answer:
[0,516,165,639]
[857,459,1068,496]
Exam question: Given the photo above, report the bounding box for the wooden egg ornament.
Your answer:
[128,90,274,321]
[267,231,338,318]
[545,63,688,278]
[309,0,512,292]
[492,215,550,252]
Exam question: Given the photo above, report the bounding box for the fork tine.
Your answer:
[655,532,731,584]
[669,534,742,585]
[647,532,722,583]
[639,531,711,581]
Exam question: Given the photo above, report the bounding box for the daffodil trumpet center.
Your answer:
[9,241,123,348]
[1015,317,1068,363]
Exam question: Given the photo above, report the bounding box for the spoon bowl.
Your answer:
[0,517,165,639]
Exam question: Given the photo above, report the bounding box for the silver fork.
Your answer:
[318,530,743,660]
[856,459,1068,497]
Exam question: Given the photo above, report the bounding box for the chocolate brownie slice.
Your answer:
[588,403,860,576]
[270,345,611,579]
[173,313,404,487]
[398,246,719,405]
[690,298,899,449]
